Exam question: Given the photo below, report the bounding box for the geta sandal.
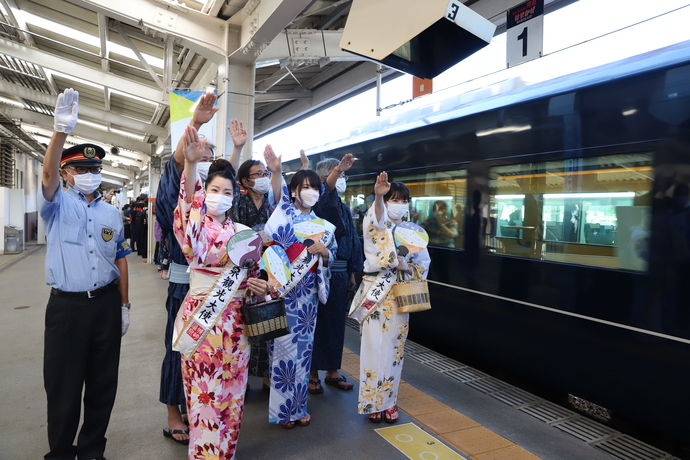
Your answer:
[296,414,311,427]
[163,427,189,444]
[280,421,296,429]
[384,406,399,424]
[324,375,354,391]
[308,378,324,395]
[368,412,383,423]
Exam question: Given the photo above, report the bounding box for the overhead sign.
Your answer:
[506,0,544,68]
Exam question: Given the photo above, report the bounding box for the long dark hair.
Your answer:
[289,170,321,202]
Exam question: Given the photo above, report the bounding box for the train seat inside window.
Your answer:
[489,153,653,271]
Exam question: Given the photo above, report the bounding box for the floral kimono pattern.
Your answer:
[351,205,430,415]
[264,181,336,424]
[173,173,252,460]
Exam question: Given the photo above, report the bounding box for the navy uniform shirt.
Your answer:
[39,184,130,292]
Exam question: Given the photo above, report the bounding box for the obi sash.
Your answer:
[172,263,247,357]
[349,267,397,324]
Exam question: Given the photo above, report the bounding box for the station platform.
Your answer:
[0,247,678,460]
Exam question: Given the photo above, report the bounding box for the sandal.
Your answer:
[368,412,382,424]
[296,413,311,427]
[163,427,189,445]
[280,421,296,429]
[308,379,324,395]
[384,406,399,424]
[324,375,354,391]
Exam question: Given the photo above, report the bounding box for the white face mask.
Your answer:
[205,193,233,217]
[335,177,347,195]
[387,202,409,220]
[250,176,270,195]
[197,162,212,182]
[67,171,101,195]
[299,189,320,208]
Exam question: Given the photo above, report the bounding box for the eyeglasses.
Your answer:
[248,171,271,179]
[67,166,102,174]
[339,174,348,181]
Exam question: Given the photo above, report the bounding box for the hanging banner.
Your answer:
[169,90,218,154]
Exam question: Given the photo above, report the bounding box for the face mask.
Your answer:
[197,162,212,182]
[335,177,347,195]
[387,202,409,220]
[299,189,320,208]
[205,192,233,216]
[250,176,270,195]
[67,171,101,195]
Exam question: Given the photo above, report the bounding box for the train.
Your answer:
[281,39,690,454]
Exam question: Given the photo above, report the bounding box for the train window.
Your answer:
[344,169,468,248]
[489,153,652,271]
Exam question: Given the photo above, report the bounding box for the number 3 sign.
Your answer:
[506,0,544,68]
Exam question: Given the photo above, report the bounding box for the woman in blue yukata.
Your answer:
[263,145,337,428]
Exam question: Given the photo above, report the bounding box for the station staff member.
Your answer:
[39,88,131,460]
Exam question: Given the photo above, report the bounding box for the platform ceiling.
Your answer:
[0,0,576,188]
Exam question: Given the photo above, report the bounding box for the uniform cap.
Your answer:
[60,143,105,168]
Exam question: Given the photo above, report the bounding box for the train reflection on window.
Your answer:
[489,153,653,271]
[344,170,468,249]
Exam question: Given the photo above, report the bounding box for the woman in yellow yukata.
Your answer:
[350,172,431,423]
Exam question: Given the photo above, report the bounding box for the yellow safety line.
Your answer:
[340,347,543,460]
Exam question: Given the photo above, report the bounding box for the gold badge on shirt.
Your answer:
[102,227,114,242]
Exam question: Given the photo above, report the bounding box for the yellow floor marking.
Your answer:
[376,422,468,460]
[343,347,543,460]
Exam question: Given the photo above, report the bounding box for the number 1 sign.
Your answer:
[506,0,544,68]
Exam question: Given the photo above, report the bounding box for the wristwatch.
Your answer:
[122,303,131,310]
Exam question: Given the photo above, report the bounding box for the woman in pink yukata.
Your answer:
[173,125,270,459]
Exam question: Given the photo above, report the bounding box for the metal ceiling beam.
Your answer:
[256,62,399,136]
[0,36,166,104]
[6,105,152,153]
[0,80,168,138]
[256,29,358,66]
[66,0,228,63]
[113,21,164,89]
[228,0,315,64]
[256,91,312,102]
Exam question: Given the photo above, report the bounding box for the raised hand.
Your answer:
[54,88,79,134]
[182,125,207,164]
[374,171,390,197]
[191,92,219,127]
[263,144,282,173]
[228,118,247,148]
[337,153,355,173]
[300,149,308,170]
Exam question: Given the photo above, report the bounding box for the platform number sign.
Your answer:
[506,0,544,68]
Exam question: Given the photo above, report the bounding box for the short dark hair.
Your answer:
[384,181,410,202]
[289,170,321,198]
[237,159,262,183]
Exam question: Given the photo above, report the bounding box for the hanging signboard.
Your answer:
[506,0,544,68]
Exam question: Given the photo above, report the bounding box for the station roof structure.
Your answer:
[0,0,576,188]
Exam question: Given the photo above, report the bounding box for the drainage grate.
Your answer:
[519,401,574,424]
[424,359,465,373]
[404,341,430,354]
[593,435,674,460]
[552,417,617,443]
[412,351,445,363]
[490,388,539,407]
[465,377,511,395]
[443,367,488,383]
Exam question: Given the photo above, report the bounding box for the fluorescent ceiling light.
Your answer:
[16,10,164,68]
[109,127,145,141]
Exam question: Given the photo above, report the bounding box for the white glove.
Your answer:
[54,88,79,133]
[121,305,130,337]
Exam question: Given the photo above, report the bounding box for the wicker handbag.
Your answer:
[393,275,431,313]
[241,297,289,343]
